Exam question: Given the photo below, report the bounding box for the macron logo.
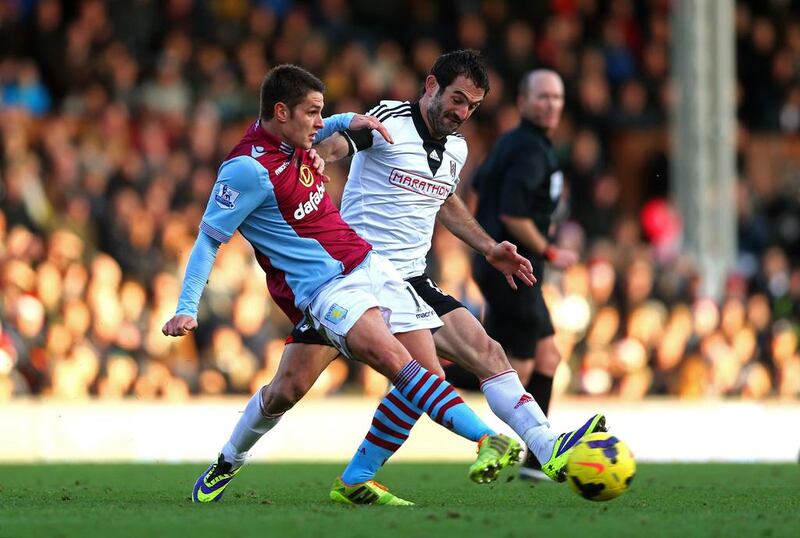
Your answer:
[514,393,534,409]
[275,159,291,176]
[293,183,326,220]
[251,145,266,158]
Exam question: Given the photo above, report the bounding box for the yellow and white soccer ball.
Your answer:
[565,432,636,501]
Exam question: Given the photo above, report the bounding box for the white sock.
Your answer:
[221,388,282,469]
[480,370,559,464]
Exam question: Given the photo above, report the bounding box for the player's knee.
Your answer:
[488,338,509,366]
[378,352,412,379]
[477,337,510,375]
[404,347,443,377]
[458,335,508,379]
[262,380,308,415]
[283,380,310,409]
[267,392,296,415]
[260,384,282,415]
[355,341,409,378]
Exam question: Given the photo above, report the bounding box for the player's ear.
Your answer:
[424,75,440,97]
[274,102,289,123]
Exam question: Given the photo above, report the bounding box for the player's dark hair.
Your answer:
[430,49,490,94]
[259,64,325,120]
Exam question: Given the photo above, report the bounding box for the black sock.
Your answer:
[526,372,553,418]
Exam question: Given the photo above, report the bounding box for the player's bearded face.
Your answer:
[427,94,461,136]
[427,76,484,137]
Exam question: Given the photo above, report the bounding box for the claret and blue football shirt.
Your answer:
[198,121,372,316]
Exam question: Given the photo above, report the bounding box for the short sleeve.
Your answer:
[449,177,460,196]
[498,153,547,217]
[200,156,270,243]
[341,101,398,155]
[448,138,467,195]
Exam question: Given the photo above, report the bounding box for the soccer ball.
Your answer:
[565,432,636,501]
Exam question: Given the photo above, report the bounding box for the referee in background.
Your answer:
[446,69,578,480]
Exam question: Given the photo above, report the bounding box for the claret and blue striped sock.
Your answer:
[340,361,494,485]
[340,388,421,485]
[393,360,493,441]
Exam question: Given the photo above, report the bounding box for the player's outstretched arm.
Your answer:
[164,158,267,336]
[348,114,393,144]
[438,195,535,289]
[484,241,536,289]
[162,231,221,337]
[315,114,392,162]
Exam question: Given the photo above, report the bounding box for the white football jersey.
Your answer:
[339,100,468,279]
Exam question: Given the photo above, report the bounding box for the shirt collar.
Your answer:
[411,102,446,144]
[252,120,294,155]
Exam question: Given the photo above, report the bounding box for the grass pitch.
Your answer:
[1,463,798,538]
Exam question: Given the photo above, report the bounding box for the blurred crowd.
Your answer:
[0,0,798,401]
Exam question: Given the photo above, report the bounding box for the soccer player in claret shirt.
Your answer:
[192,53,607,506]
[163,64,522,505]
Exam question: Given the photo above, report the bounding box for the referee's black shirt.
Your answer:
[471,118,561,275]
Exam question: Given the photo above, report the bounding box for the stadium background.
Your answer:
[0,0,799,462]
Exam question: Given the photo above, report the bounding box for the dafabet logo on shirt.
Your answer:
[299,164,314,187]
[293,182,326,220]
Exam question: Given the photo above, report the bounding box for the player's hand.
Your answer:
[162,315,198,337]
[307,148,330,182]
[348,114,394,144]
[486,241,536,290]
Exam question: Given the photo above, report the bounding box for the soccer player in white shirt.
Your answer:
[316,50,606,497]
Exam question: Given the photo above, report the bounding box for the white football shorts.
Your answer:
[306,252,442,360]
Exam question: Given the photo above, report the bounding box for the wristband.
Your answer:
[544,245,557,262]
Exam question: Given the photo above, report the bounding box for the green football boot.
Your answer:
[469,433,523,484]
[329,477,415,506]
